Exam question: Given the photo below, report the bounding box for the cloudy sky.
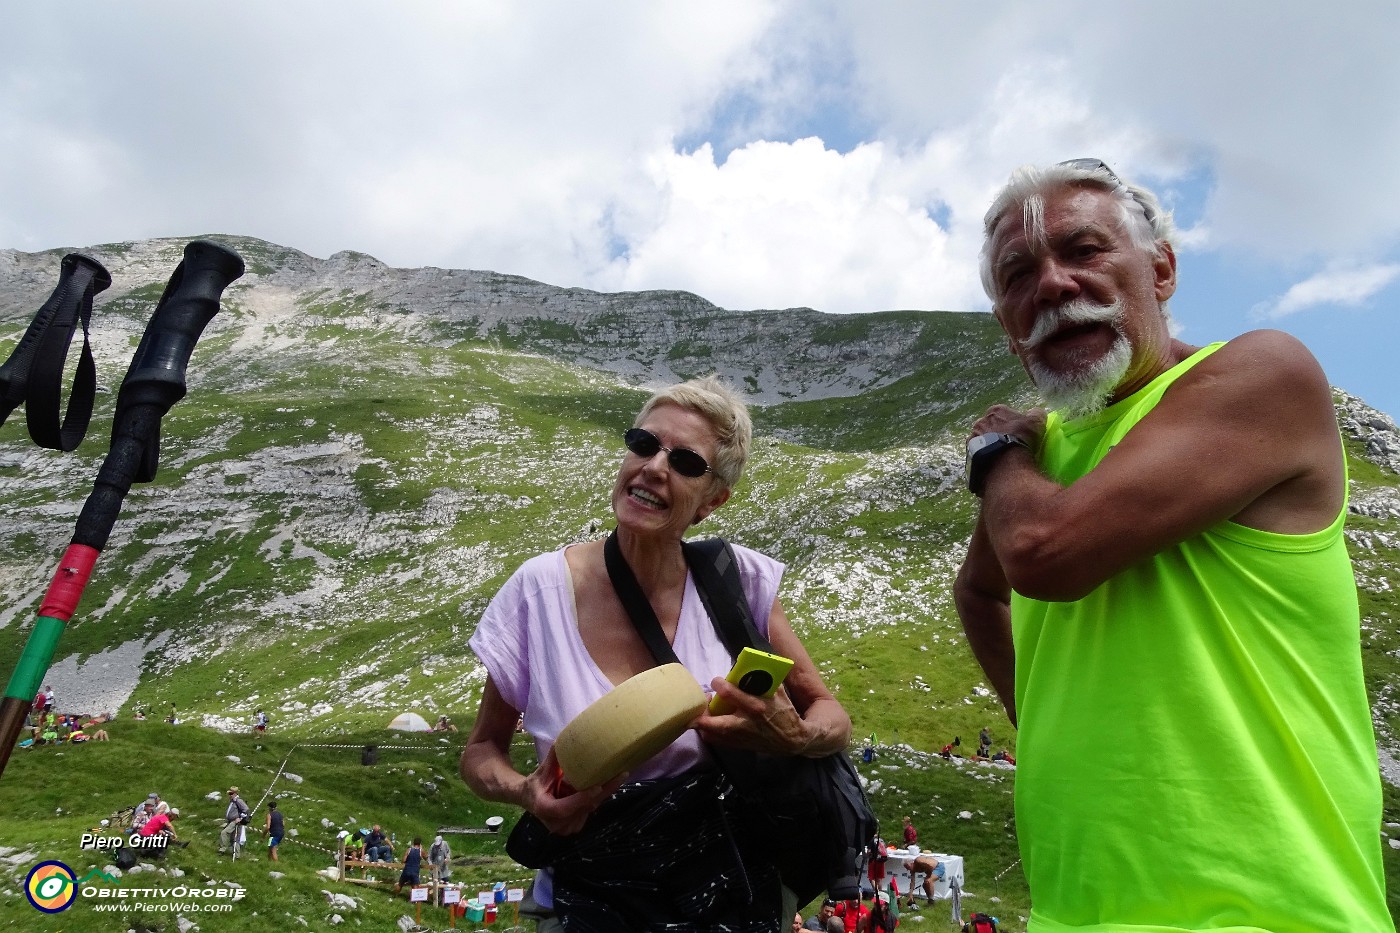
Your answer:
[3,1,1397,416]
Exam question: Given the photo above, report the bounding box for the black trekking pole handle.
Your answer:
[0,240,244,779]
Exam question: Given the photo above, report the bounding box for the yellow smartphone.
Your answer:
[709,647,795,714]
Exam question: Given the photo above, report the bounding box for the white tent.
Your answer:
[386,712,432,732]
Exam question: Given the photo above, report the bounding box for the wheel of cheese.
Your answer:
[554,663,707,790]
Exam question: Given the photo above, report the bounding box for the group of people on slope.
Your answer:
[20,686,112,747]
[345,824,452,896]
[453,158,1392,933]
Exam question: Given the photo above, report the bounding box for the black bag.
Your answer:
[604,532,879,905]
[963,912,1000,933]
[506,770,780,931]
[115,841,138,870]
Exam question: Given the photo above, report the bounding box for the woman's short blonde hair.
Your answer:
[634,375,752,488]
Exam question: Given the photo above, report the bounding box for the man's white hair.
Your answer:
[979,161,1179,327]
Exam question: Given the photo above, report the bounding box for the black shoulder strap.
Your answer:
[683,537,772,656]
[0,253,109,451]
[603,531,679,666]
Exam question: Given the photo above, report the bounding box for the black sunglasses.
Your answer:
[1058,157,1157,227]
[623,427,712,478]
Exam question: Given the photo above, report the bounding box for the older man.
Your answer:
[954,159,1391,931]
[218,786,250,855]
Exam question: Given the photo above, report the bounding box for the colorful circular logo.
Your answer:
[25,860,76,913]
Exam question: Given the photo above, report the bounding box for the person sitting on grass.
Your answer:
[394,837,423,896]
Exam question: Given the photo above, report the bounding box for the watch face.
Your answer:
[967,433,1001,457]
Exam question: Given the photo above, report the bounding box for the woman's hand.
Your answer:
[520,746,625,836]
[694,678,812,755]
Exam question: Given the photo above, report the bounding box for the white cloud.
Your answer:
[1252,263,1400,320]
[598,137,978,313]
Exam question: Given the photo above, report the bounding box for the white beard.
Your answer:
[1021,299,1132,420]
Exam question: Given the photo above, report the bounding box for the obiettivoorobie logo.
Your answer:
[24,860,122,913]
[25,860,77,913]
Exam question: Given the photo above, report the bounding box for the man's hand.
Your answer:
[970,404,1047,449]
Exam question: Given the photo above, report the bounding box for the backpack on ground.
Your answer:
[963,912,999,933]
[115,842,138,870]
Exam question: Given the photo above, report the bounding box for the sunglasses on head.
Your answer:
[623,427,712,478]
[1058,157,1157,227]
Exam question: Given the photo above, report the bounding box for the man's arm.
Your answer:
[954,516,1017,726]
[975,331,1344,601]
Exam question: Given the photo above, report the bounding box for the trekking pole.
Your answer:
[0,252,111,450]
[0,240,244,779]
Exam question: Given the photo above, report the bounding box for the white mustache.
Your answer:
[1018,299,1125,352]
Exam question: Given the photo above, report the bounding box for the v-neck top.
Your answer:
[470,541,784,781]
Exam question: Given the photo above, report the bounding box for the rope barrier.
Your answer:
[296,743,467,750]
[991,851,1024,874]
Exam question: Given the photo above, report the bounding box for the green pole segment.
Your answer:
[2,615,66,703]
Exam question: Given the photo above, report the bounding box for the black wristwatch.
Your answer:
[966,432,1032,497]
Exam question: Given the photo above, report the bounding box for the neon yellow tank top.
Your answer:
[1011,343,1392,932]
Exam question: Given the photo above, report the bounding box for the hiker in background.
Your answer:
[265,799,285,862]
[130,798,154,833]
[344,829,366,862]
[833,896,868,933]
[394,837,423,895]
[42,685,55,713]
[867,835,889,893]
[804,899,837,930]
[901,816,917,847]
[903,853,944,907]
[990,748,1015,765]
[165,703,178,724]
[433,714,457,733]
[253,709,268,734]
[218,786,250,854]
[364,824,393,862]
[939,737,960,759]
[977,726,991,758]
[138,807,181,845]
[461,375,850,930]
[958,159,1392,930]
[428,834,452,882]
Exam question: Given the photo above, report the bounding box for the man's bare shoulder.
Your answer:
[1174,329,1332,412]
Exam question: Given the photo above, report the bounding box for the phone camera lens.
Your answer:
[737,671,773,695]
